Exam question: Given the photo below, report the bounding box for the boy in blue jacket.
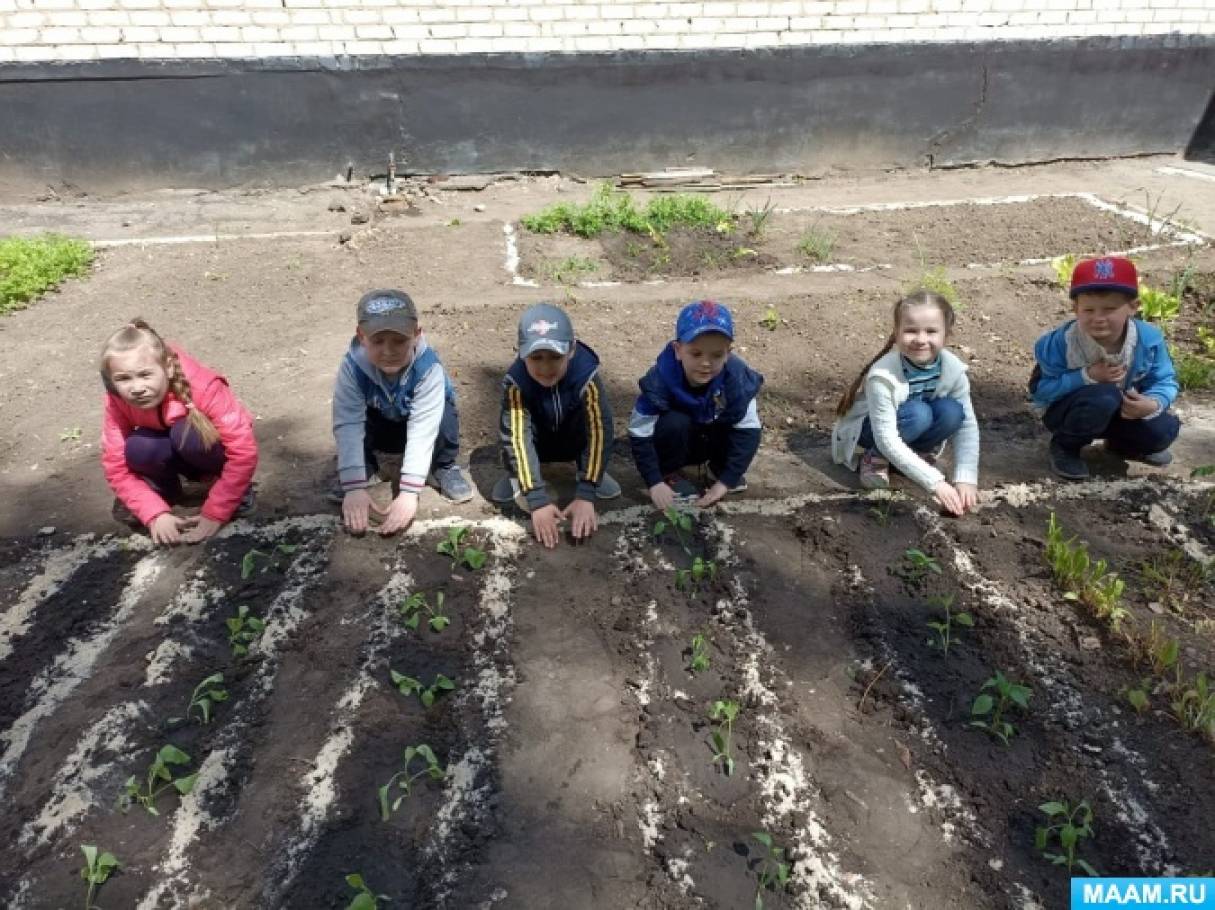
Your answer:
[629,300,764,509]
[1031,256,1180,481]
[496,303,618,548]
[331,289,473,535]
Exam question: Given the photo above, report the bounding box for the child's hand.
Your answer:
[696,481,729,508]
[379,491,418,536]
[1120,390,1158,420]
[149,512,187,546]
[955,482,979,514]
[933,481,967,517]
[1087,361,1126,384]
[342,488,384,533]
[649,482,676,511]
[531,503,562,549]
[181,515,223,544]
[562,498,598,542]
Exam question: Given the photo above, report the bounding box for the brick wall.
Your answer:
[1,0,1212,63]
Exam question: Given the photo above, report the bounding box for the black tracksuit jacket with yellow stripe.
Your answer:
[500,341,613,510]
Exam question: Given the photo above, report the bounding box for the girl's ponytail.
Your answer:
[100,318,221,448]
[835,334,895,416]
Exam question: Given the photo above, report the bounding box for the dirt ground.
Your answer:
[1,157,1214,909]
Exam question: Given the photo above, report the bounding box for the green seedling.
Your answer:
[240,543,299,580]
[970,670,1031,745]
[1051,254,1077,291]
[1045,513,1130,631]
[390,670,456,708]
[902,548,942,585]
[446,218,461,227]
[436,525,487,570]
[908,234,960,307]
[543,255,598,286]
[120,745,198,816]
[797,225,837,262]
[751,831,792,910]
[60,426,82,442]
[378,744,446,820]
[867,490,895,526]
[185,672,227,725]
[653,506,695,556]
[1124,679,1151,714]
[676,556,718,593]
[399,590,450,632]
[1036,799,1098,877]
[1140,549,1211,612]
[1143,621,1180,678]
[1138,283,1180,324]
[925,594,973,657]
[227,605,265,657]
[1172,673,1215,738]
[743,197,776,238]
[345,872,390,910]
[688,633,711,674]
[79,844,120,910]
[759,306,780,331]
[708,698,741,776]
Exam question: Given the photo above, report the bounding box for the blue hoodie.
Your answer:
[628,342,763,488]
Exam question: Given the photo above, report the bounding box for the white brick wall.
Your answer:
[0,0,1211,62]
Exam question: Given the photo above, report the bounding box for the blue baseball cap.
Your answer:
[676,300,734,343]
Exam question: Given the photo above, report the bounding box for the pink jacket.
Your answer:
[101,347,258,526]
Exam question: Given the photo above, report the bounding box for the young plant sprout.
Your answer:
[676,556,718,594]
[436,526,487,570]
[759,306,780,332]
[390,670,456,708]
[902,548,942,585]
[708,699,741,776]
[688,632,711,674]
[240,543,298,580]
[345,872,389,910]
[925,594,973,657]
[1124,680,1151,714]
[399,591,450,633]
[867,490,895,527]
[226,605,265,657]
[653,506,695,556]
[970,671,1031,746]
[120,745,198,816]
[79,845,120,910]
[751,831,792,910]
[1036,799,1098,877]
[378,744,446,821]
[1044,513,1130,630]
[185,672,227,725]
[1172,673,1215,738]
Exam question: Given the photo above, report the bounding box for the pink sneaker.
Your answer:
[858,451,890,490]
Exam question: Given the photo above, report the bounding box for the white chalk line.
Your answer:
[0,551,165,802]
[91,230,335,249]
[1155,165,1215,185]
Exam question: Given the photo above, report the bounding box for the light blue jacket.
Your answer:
[1030,318,1178,412]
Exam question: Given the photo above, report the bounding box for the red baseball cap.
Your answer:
[1069,256,1138,299]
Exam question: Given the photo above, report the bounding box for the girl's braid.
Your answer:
[163,346,221,448]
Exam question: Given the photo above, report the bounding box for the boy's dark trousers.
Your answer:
[364,400,460,477]
[1043,384,1179,455]
[651,410,733,477]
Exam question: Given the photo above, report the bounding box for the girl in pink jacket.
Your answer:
[100,319,258,545]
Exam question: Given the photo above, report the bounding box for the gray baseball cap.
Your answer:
[517,303,574,358]
[357,289,418,336]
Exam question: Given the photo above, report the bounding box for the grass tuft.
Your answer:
[521,182,732,239]
[0,233,94,315]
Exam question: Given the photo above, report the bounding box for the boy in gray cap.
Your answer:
[331,289,472,535]
[496,303,618,548]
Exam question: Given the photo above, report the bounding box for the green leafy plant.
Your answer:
[1173,346,1215,391]
[925,594,973,657]
[227,605,265,657]
[520,182,731,239]
[378,744,446,820]
[970,670,1031,745]
[240,543,298,580]
[1045,513,1130,631]
[688,632,711,674]
[708,698,741,776]
[120,745,198,816]
[436,526,486,570]
[1138,283,1180,324]
[902,548,942,585]
[797,224,837,263]
[676,556,718,594]
[399,591,450,632]
[867,490,895,526]
[751,831,792,909]
[345,872,390,910]
[60,426,82,442]
[653,506,695,555]
[79,844,120,910]
[908,234,959,307]
[1124,679,1151,714]
[390,670,455,708]
[1036,799,1098,877]
[0,232,94,315]
[758,305,780,331]
[185,672,228,725]
[1051,254,1077,291]
[743,197,776,238]
[1172,673,1215,738]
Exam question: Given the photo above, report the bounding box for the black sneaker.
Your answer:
[1049,441,1089,482]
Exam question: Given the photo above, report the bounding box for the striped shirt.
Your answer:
[901,354,941,401]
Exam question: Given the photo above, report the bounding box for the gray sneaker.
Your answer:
[432,464,474,503]
[594,471,622,500]
[1049,441,1089,481]
[1105,442,1173,467]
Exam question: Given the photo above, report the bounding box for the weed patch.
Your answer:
[0,233,93,315]
[521,182,731,239]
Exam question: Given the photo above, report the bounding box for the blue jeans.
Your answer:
[858,397,964,454]
[1043,384,1179,455]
